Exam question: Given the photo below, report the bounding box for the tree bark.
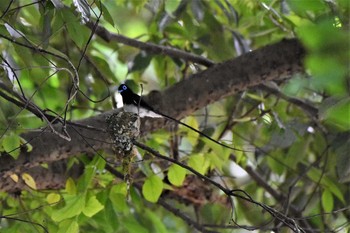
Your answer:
[0,38,305,192]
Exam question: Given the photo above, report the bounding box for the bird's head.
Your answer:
[118,84,129,94]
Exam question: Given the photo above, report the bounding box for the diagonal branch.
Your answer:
[86,22,215,67]
[0,39,305,190]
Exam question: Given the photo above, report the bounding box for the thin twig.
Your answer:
[133,140,305,232]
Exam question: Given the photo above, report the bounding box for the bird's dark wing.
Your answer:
[131,93,156,112]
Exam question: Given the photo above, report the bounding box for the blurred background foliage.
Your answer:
[0,0,349,232]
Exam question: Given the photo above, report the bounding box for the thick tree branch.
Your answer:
[0,38,305,190]
[158,39,305,119]
[0,159,84,193]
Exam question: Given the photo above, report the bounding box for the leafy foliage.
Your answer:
[0,0,349,232]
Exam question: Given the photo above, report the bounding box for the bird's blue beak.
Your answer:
[118,89,123,93]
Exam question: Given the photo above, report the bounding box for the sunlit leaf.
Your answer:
[10,174,19,183]
[2,133,21,159]
[77,164,96,192]
[83,195,104,217]
[109,182,128,212]
[65,177,77,195]
[181,116,200,145]
[20,137,33,152]
[142,175,163,203]
[306,56,347,95]
[58,219,79,233]
[22,173,37,190]
[52,195,85,222]
[207,151,225,171]
[168,164,186,186]
[110,193,128,213]
[47,193,61,204]
[165,0,181,14]
[322,189,334,212]
[188,154,210,175]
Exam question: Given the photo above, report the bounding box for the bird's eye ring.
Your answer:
[123,85,127,90]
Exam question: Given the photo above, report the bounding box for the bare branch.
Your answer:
[86,22,215,67]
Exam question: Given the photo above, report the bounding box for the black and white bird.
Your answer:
[118,84,162,118]
[118,84,242,152]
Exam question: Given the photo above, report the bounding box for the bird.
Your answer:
[118,84,162,118]
[118,84,242,152]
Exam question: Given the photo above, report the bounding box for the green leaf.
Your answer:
[52,194,85,222]
[297,19,348,95]
[77,164,96,192]
[142,175,163,203]
[83,195,104,217]
[267,153,284,175]
[99,3,115,26]
[47,193,61,205]
[110,193,128,213]
[90,55,116,81]
[129,186,143,209]
[322,189,334,212]
[200,203,231,224]
[22,173,37,190]
[19,137,33,152]
[144,209,168,233]
[181,116,200,145]
[306,56,347,95]
[322,98,350,131]
[123,217,149,233]
[207,152,225,171]
[58,219,79,233]
[65,177,77,195]
[165,0,181,14]
[287,0,326,17]
[201,136,229,162]
[168,164,186,186]
[334,133,350,183]
[59,9,88,47]
[246,93,265,102]
[307,167,345,203]
[110,183,128,212]
[128,51,153,73]
[187,154,210,175]
[285,140,307,169]
[2,133,21,159]
[100,200,119,231]
[111,182,128,196]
